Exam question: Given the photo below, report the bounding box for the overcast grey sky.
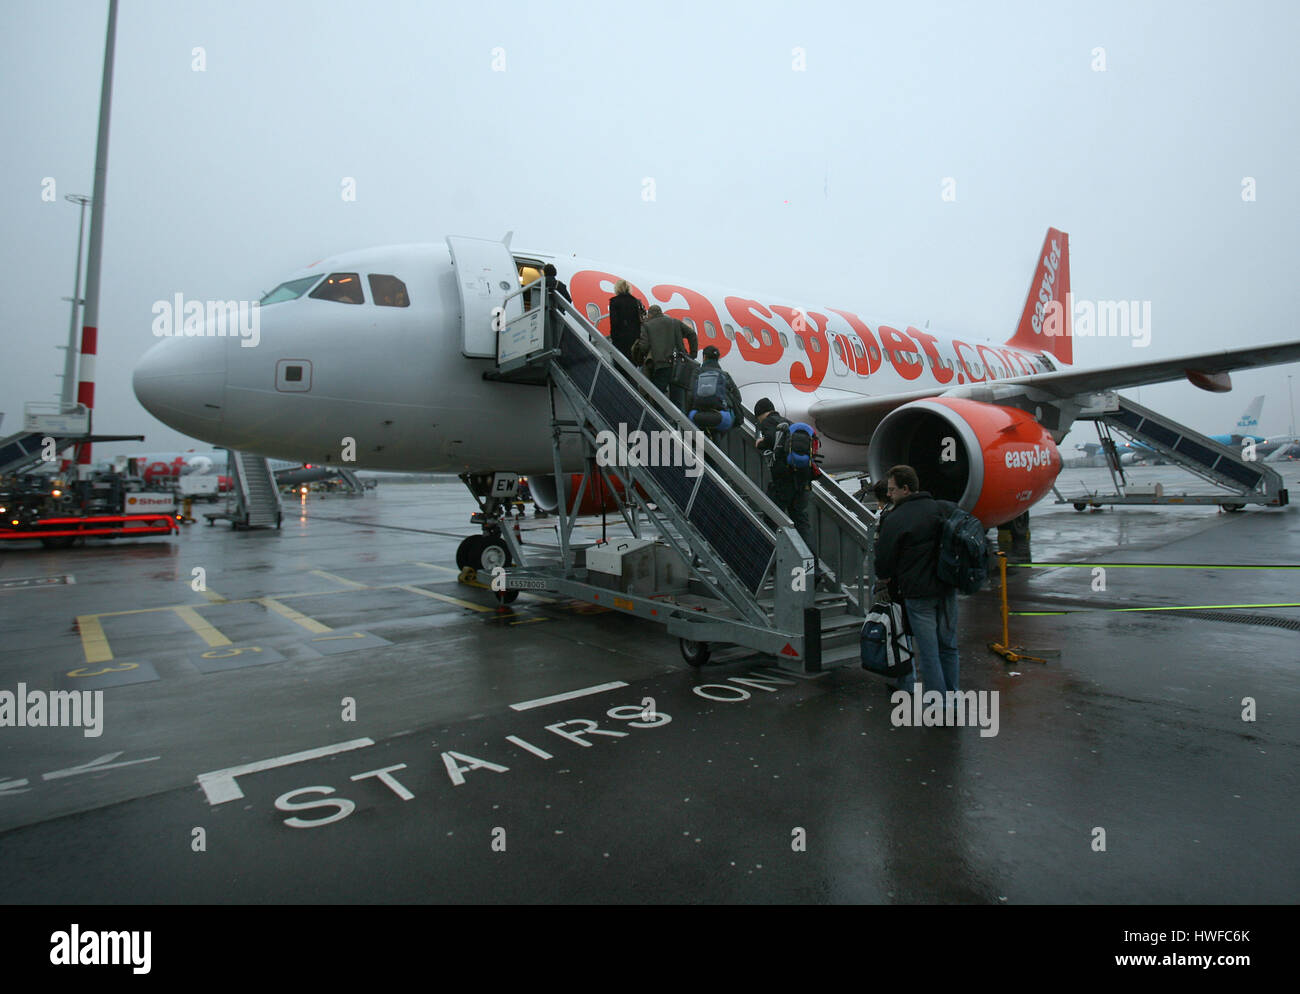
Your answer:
[3,0,1298,459]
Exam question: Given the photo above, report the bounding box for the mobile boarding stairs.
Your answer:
[1058,396,1288,512]
[469,282,880,673]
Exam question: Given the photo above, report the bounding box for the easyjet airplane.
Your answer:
[133,228,1300,563]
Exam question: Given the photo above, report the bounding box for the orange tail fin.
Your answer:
[1006,227,1072,366]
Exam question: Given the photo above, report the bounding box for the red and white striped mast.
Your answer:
[75,0,118,472]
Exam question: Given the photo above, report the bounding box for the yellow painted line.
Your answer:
[203,588,228,604]
[397,584,495,613]
[76,614,113,664]
[172,606,233,648]
[510,617,549,626]
[411,561,460,574]
[310,569,369,589]
[258,596,333,633]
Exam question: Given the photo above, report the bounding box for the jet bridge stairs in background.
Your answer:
[204,449,283,529]
[1058,394,1288,512]
[476,285,879,673]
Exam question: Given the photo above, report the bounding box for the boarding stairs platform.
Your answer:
[1059,394,1288,511]
[204,450,282,529]
[335,468,365,493]
[0,403,142,477]
[474,279,878,673]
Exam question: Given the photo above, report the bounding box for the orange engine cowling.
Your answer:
[867,397,1061,528]
[528,473,643,515]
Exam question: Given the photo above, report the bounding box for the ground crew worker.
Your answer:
[637,304,697,397]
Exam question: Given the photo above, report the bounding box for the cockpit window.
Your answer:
[260,275,322,305]
[309,273,364,304]
[368,274,410,307]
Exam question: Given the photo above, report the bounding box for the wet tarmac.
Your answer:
[1,464,1298,904]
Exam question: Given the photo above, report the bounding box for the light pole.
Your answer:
[1288,374,1295,437]
[60,194,92,409]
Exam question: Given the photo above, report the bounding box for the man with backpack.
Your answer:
[688,346,742,434]
[754,397,815,546]
[637,305,698,398]
[873,464,962,695]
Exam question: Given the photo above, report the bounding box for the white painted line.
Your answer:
[509,681,628,712]
[196,737,375,805]
[505,735,554,759]
[43,752,160,780]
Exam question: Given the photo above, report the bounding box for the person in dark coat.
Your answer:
[608,279,645,362]
[637,304,697,396]
[873,464,959,694]
[754,396,812,546]
[543,263,571,303]
[686,346,742,433]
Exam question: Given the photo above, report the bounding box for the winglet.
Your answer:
[1006,227,1072,366]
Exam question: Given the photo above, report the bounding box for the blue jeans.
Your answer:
[901,590,959,693]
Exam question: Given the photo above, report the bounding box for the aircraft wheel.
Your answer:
[1221,503,1246,513]
[680,638,711,667]
[1073,502,1087,512]
[456,534,485,569]
[477,535,512,574]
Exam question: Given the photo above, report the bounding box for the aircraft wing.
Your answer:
[810,338,1300,444]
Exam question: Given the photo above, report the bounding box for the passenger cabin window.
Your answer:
[778,333,789,348]
[310,273,364,304]
[368,274,410,307]
[810,337,821,353]
[261,275,322,305]
[723,324,735,340]
[704,321,717,339]
[586,303,601,324]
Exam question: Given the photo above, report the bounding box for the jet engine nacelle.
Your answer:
[867,397,1061,527]
[528,473,642,515]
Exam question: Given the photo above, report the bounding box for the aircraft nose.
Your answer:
[133,335,228,441]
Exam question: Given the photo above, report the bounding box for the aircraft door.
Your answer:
[447,235,523,358]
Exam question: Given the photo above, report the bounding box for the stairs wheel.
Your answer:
[1220,503,1245,513]
[495,588,520,605]
[680,638,711,667]
[1073,502,1088,512]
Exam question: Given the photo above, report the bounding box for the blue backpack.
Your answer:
[693,368,728,411]
[773,422,816,472]
[860,602,914,678]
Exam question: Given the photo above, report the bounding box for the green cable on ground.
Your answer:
[1011,602,1300,617]
[1010,562,1300,570]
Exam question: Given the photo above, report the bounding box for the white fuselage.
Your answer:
[133,241,1059,475]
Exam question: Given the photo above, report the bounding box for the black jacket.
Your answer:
[874,491,952,599]
[546,275,571,303]
[608,292,645,355]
